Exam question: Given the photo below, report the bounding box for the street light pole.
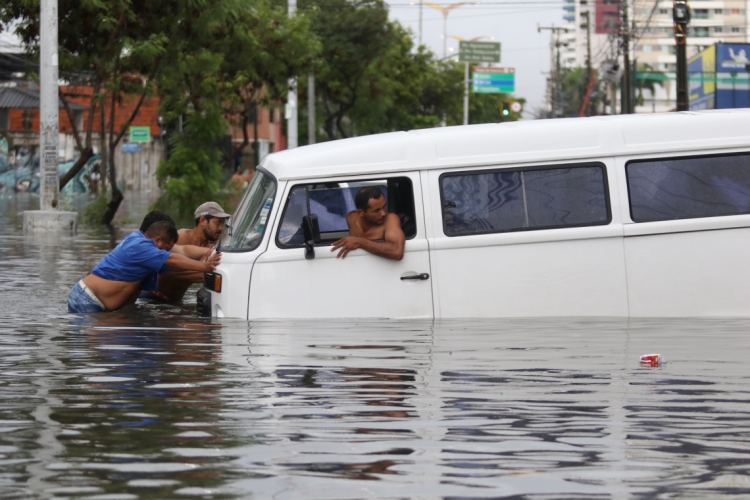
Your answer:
[419,0,423,46]
[427,2,465,59]
[287,0,298,149]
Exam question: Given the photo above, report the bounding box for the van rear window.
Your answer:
[440,164,609,237]
[626,153,750,222]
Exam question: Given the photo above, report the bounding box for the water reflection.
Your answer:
[3,193,750,498]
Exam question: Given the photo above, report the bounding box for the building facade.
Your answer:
[633,0,750,112]
[556,1,750,113]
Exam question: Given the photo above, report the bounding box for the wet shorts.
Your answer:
[68,280,108,314]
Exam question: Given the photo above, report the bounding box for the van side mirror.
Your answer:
[302,214,321,260]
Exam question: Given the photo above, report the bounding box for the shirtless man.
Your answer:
[67,221,221,313]
[331,186,405,260]
[155,202,230,301]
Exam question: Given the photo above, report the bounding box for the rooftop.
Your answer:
[262,109,750,181]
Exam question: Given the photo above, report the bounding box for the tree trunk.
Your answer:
[102,145,123,225]
[321,92,337,140]
[336,115,349,139]
[58,149,94,190]
[102,93,123,226]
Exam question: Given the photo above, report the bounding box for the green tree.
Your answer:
[154,0,316,219]
[300,0,394,140]
[635,62,666,107]
[559,66,603,117]
[2,0,169,224]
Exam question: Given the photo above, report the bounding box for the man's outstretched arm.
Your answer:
[171,244,212,260]
[331,214,405,260]
[165,252,221,272]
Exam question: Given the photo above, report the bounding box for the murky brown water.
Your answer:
[2,193,750,499]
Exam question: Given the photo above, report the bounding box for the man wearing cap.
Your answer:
[149,202,231,302]
[178,201,231,248]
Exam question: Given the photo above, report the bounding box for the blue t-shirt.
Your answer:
[92,231,171,291]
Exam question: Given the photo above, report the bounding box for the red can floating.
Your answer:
[640,353,663,367]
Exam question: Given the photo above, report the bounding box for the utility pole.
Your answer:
[583,10,593,116]
[538,25,568,118]
[463,62,469,125]
[308,73,315,145]
[286,0,298,149]
[40,0,59,211]
[620,1,632,114]
[673,0,691,111]
[23,0,77,232]
[419,0,423,46]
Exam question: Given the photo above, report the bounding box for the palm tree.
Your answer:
[635,63,667,107]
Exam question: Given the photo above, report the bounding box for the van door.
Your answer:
[424,161,628,318]
[248,172,433,319]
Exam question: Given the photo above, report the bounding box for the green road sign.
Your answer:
[129,126,151,143]
[472,67,515,93]
[459,41,501,63]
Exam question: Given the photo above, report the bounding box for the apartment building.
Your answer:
[556,1,750,113]
[561,0,614,69]
[633,0,750,111]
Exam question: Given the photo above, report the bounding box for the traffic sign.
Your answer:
[459,41,501,63]
[510,101,522,113]
[129,126,151,143]
[472,67,515,93]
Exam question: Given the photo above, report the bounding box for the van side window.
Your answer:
[627,153,750,222]
[277,177,417,247]
[440,164,609,236]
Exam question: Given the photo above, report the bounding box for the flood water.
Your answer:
[2,193,750,499]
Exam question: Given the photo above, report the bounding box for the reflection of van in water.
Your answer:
[199,110,750,319]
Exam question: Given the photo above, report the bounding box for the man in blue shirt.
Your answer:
[68,221,221,313]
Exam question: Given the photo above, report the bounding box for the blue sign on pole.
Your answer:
[472,67,515,93]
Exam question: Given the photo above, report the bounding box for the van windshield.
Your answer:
[221,171,276,252]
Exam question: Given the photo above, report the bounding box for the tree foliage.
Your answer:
[154,0,317,218]
[297,0,525,143]
[1,0,168,223]
[2,0,317,222]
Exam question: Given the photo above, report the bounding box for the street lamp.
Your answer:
[427,2,466,58]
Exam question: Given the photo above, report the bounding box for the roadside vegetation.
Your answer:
[1,0,525,224]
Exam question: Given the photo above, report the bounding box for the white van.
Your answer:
[199,109,750,319]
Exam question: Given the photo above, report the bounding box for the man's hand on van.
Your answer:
[331,236,362,259]
[204,251,222,272]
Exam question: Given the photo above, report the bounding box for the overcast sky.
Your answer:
[384,0,565,116]
[2,3,565,115]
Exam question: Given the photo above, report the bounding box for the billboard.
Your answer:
[688,45,716,111]
[595,0,621,34]
[716,44,750,109]
[689,43,750,110]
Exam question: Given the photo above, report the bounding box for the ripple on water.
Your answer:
[3,195,750,498]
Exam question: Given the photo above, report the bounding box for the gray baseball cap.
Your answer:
[194,201,230,219]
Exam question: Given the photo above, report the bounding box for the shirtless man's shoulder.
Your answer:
[177,228,194,246]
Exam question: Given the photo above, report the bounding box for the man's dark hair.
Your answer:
[140,210,175,232]
[195,214,215,227]
[144,220,178,245]
[355,186,384,211]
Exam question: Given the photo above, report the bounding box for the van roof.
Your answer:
[261,109,750,181]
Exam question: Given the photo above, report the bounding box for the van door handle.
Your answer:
[401,273,430,281]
